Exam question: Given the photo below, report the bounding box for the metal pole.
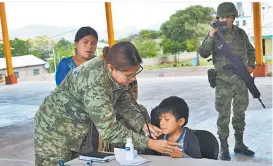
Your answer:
[52,42,56,73]
[105,2,115,47]
[0,2,17,84]
[252,2,268,77]
[58,52,60,63]
[253,2,263,65]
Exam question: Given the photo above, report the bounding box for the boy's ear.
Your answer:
[178,117,185,127]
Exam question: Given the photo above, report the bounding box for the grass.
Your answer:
[144,56,272,70]
[265,59,272,65]
[199,58,214,66]
[144,63,176,70]
[144,57,213,70]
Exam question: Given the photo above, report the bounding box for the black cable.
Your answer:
[128,90,153,139]
[51,29,78,38]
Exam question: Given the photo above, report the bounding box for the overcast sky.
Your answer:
[3,1,260,31]
[0,1,271,41]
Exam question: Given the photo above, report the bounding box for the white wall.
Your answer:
[0,65,47,79]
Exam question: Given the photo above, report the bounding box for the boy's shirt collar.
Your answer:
[163,127,187,149]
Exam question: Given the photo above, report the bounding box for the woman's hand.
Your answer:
[170,150,184,158]
[143,123,162,139]
[147,139,182,156]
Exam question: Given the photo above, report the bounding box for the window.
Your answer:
[243,20,246,26]
[33,69,40,75]
[14,72,19,78]
[236,21,240,26]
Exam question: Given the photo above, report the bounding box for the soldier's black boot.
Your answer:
[219,137,231,161]
[234,134,255,156]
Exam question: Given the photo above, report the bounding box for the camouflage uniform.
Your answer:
[33,57,149,166]
[198,9,256,159]
[199,25,255,138]
[82,72,150,154]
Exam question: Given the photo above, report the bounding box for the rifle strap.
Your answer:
[214,31,265,108]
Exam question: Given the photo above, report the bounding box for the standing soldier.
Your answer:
[198,2,256,161]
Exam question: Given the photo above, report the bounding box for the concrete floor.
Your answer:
[0,68,272,166]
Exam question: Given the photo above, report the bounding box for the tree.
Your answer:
[0,44,4,58]
[118,34,138,42]
[118,29,161,43]
[10,38,32,56]
[160,37,185,63]
[28,36,53,60]
[133,29,162,59]
[99,39,108,43]
[134,38,161,59]
[138,30,161,39]
[160,5,215,51]
[54,37,74,62]
[0,38,31,57]
[117,29,162,59]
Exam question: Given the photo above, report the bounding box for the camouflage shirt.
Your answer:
[198,25,256,81]
[34,57,149,153]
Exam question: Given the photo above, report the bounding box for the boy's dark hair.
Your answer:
[156,96,189,127]
[151,106,160,128]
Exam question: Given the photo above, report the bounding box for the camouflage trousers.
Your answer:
[34,138,71,166]
[215,78,249,138]
[34,121,96,166]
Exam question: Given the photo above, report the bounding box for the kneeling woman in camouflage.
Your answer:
[33,41,182,166]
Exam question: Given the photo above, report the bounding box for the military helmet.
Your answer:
[216,2,238,17]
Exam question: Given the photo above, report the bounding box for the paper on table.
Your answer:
[114,148,150,166]
[78,151,115,163]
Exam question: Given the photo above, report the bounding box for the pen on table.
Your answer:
[59,159,93,166]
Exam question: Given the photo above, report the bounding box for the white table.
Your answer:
[65,155,271,166]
